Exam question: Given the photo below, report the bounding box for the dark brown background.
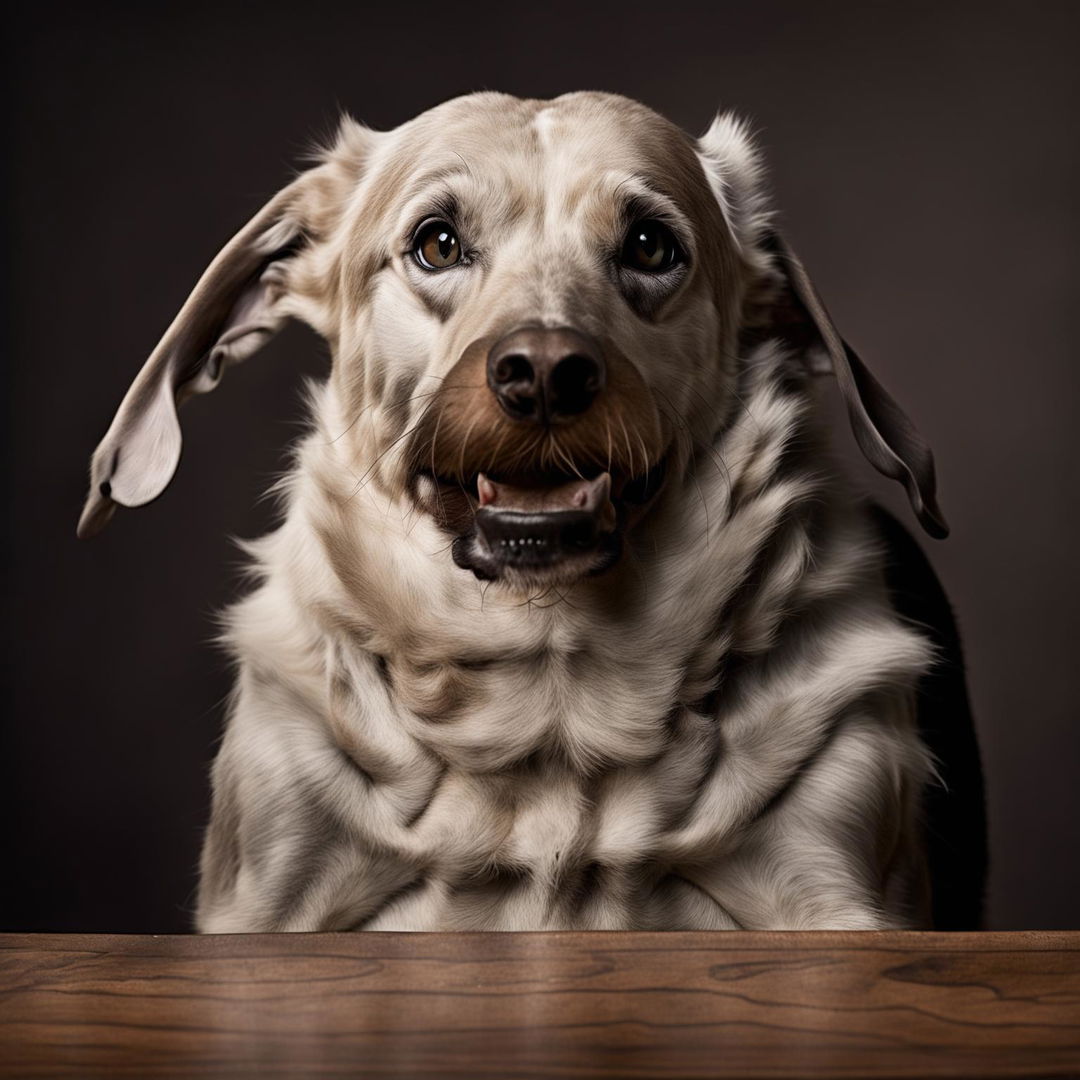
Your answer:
[3,0,1077,932]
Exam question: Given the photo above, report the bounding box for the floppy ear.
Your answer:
[698,112,949,540]
[76,119,375,539]
[766,233,949,538]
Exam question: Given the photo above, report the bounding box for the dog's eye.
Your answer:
[621,219,682,273]
[414,220,462,270]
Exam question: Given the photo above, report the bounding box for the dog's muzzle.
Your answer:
[410,326,668,586]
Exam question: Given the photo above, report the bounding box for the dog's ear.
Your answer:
[697,112,948,539]
[765,234,949,538]
[77,118,377,539]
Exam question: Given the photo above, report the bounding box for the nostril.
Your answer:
[488,350,540,420]
[549,353,603,417]
[492,353,534,387]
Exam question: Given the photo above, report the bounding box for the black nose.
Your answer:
[486,327,605,423]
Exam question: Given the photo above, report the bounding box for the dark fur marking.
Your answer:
[263,801,346,929]
[565,859,605,916]
[403,763,448,829]
[741,702,853,827]
[379,369,424,446]
[450,862,532,896]
[725,384,810,519]
[196,779,244,917]
[374,652,391,685]
[349,875,429,930]
[336,745,375,787]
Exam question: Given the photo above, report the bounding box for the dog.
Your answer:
[78,92,986,932]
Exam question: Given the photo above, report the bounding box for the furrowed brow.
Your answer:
[616,178,690,231]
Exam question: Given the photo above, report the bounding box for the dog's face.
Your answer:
[77,92,947,567]
[320,94,743,588]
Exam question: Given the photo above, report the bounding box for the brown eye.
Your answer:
[414,220,462,269]
[621,219,682,273]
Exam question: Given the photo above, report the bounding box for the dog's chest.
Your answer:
[361,714,721,931]
[350,641,723,931]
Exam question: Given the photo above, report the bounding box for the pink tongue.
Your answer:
[478,472,616,531]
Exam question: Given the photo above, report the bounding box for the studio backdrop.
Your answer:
[4,0,1078,931]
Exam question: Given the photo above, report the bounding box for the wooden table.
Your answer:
[1,932,1078,1077]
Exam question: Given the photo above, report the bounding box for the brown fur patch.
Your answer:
[405,335,667,491]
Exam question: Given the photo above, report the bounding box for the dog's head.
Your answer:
[78,92,946,589]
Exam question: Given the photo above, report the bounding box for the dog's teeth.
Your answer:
[477,473,497,507]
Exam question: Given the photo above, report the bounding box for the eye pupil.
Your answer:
[622,219,681,273]
[415,220,461,269]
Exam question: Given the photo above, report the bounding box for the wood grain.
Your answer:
[1,932,1078,1078]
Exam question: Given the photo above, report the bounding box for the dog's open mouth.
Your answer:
[400,337,672,587]
[414,459,667,585]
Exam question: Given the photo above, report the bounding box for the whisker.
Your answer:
[426,399,452,516]
[655,386,732,499]
[457,414,483,483]
[634,427,650,480]
[483,423,515,482]
[666,371,762,440]
[343,394,441,503]
[615,412,636,479]
[654,394,728,547]
[326,387,436,446]
[550,435,583,479]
